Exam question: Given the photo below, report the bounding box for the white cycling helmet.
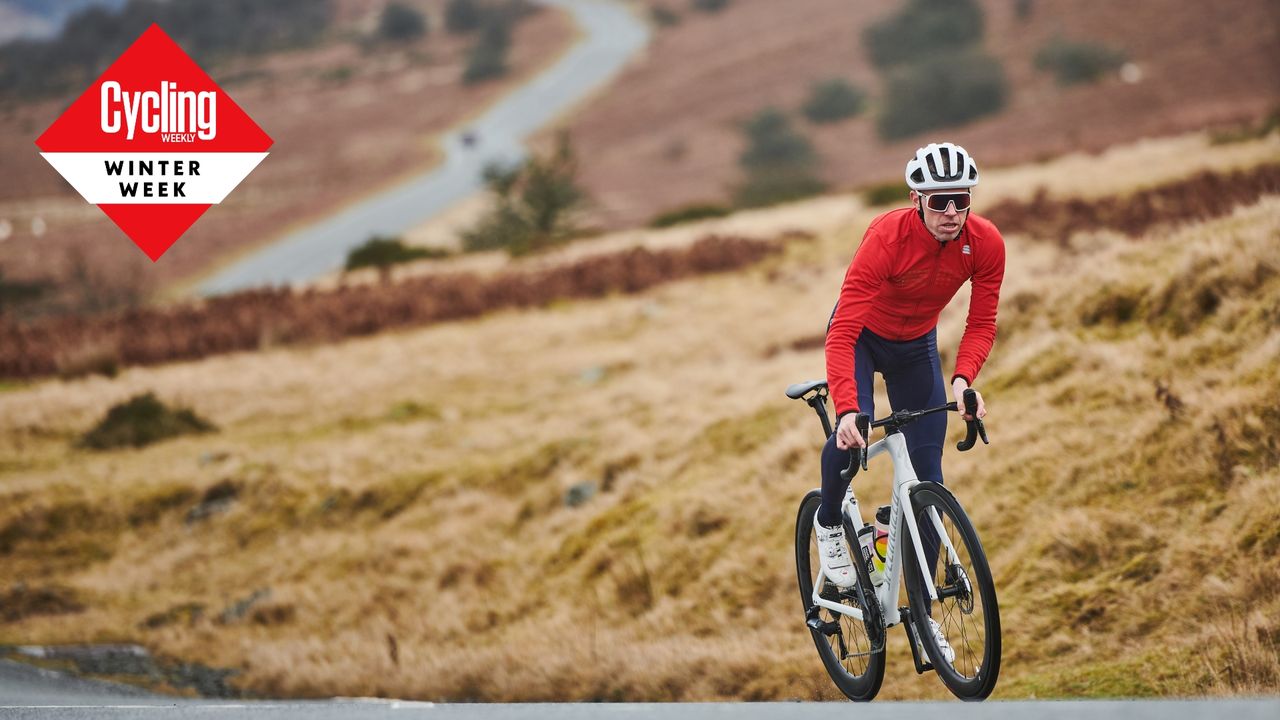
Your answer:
[905,142,980,191]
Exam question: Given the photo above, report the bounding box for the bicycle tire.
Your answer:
[794,490,885,701]
[901,481,1001,700]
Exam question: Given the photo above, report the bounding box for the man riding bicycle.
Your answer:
[814,142,1006,661]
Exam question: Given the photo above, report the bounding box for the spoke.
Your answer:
[936,508,977,678]
[958,609,977,676]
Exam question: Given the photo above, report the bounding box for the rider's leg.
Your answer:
[883,328,948,606]
[817,330,879,528]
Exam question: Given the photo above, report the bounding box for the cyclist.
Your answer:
[814,142,1006,662]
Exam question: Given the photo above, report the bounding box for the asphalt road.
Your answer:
[4,661,1279,720]
[196,0,650,296]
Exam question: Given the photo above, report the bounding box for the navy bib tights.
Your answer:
[818,326,947,582]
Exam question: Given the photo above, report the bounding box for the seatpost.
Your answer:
[806,392,833,439]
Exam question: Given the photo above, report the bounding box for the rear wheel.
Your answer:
[795,490,885,701]
[902,482,1001,700]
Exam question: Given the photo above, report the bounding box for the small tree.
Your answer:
[462,18,511,83]
[461,132,585,255]
[733,108,826,208]
[445,0,484,34]
[378,2,428,42]
[802,79,868,124]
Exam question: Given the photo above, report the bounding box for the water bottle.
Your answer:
[857,525,886,587]
[873,505,891,573]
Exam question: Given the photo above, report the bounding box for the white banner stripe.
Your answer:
[40,152,268,204]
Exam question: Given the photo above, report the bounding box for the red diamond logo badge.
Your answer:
[35,24,272,261]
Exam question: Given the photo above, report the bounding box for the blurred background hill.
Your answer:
[0,0,1276,305]
[0,0,128,44]
[563,0,1279,227]
[0,0,1278,703]
[0,0,574,300]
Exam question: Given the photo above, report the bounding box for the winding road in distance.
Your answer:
[196,0,649,296]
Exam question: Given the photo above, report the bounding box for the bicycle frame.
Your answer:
[810,431,963,629]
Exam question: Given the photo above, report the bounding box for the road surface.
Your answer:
[196,0,649,296]
[4,660,1279,720]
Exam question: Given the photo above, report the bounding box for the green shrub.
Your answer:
[863,0,984,70]
[463,19,511,83]
[734,108,826,207]
[877,51,1008,140]
[461,133,585,255]
[739,108,815,171]
[734,173,826,209]
[1209,109,1280,145]
[802,79,868,124]
[862,181,908,207]
[1034,37,1126,86]
[79,393,215,450]
[0,270,50,314]
[379,2,428,42]
[691,0,730,13]
[651,5,681,27]
[446,0,484,33]
[648,203,732,228]
[345,236,447,273]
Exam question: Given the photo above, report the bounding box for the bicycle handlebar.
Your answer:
[839,413,869,481]
[837,390,991,480]
[956,388,989,452]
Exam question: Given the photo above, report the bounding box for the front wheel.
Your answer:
[902,482,1001,700]
[795,490,885,701]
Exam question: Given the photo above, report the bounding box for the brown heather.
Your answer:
[984,162,1280,243]
[0,135,1277,700]
[0,235,781,379]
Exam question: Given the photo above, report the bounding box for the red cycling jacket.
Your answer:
[825,207,1006,417]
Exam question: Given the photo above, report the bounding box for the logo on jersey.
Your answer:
[36,25,272,261]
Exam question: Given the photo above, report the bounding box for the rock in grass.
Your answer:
[564,481,596,507]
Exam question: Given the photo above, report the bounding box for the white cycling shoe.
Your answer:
[814,512,857,589]
[920,617,956,665]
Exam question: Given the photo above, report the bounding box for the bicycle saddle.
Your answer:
[785,379,828,399]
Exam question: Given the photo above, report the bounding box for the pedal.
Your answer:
[819,585,843,602]
[899,606,935,675]
[805,605,841,636]
[806,617,842,636]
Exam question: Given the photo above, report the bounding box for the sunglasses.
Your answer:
[919,191,972,213]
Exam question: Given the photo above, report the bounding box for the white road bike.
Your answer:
[786,380,1001,701]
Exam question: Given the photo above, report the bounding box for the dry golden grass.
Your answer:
[1,145,1278,699]
[979,131,1280,202]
